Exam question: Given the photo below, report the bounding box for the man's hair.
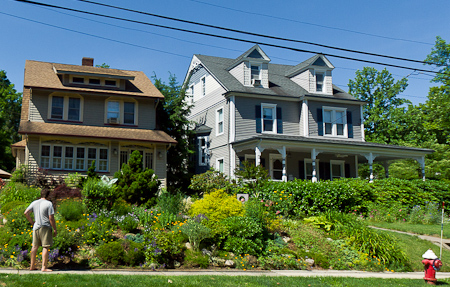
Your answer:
[41,188,51,199]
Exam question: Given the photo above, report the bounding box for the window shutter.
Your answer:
[317,108,323,136]
[347,111,353,138]
[255,105,261,133]
[298,161,305,180]
[276,107,283,134]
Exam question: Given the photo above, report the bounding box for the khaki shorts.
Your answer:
[33,227,53,248]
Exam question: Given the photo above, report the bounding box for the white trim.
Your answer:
[360,105,365,142]
[261,103,277,134]
[269,154,283,180]
[198,135,209,166]
[250,63,262,81]
[216,106,224,136]
[229,96,235,142]
[322,106,347,138]
[201,76,206,97]
[104,97,138,125]
[302,100,309,137]
[48,93,84,122]
[330,160,345,180]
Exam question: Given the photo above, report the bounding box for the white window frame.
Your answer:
[322,106,347,138]
[105,98,138,125]
[189,84,195,100]
[261,103,277,134]
[304,159,319,180]
[216,107,224,136]
[201,76,206,97]
[119,148,153,171]
[40,144,109,172]
[250,63,261,81]
[315,72,325,93]
[198,136,209,166]
[269,154,283,180]
[48,94,83,122]
[330,160,345,180]
[216,158,224,173]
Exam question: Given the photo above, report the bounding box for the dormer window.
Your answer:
[105,80,117,87]
[316,73,324,92]
[89,78,101,85]
[251,65,261,80]
[72,77,84,84]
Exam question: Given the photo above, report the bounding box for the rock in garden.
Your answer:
[185,242,192,250]
[282,237,291,243]
[224,260,235,267]
[202,249,212,256]
[173,261,181,268]
[305,258,315,266]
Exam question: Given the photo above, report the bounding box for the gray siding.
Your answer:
[229,62,245,85]
[290,69,310,92]
[234,97,300,141]
[308,100,362,141]
[261,63,269,88]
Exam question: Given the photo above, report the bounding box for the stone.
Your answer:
[185,242,192,250]
[224,260,235,267]
[282,237,291,243]
[202,248,212,256]
[305,258,315,266]
[173,261,181,268]
[245,255,257,265]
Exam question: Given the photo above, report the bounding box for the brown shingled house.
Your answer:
[12,57,176,186]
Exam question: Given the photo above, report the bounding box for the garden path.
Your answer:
[369,226,450,251]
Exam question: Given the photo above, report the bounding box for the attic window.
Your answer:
[316,73,324,92]
[73,77,84,84]
[89,78,101,85]
[251,65,261,80]
[105,80,117,86]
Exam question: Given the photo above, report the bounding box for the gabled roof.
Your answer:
[0,169,11,179]
[194,54,358,102]
[285,54,334,77]
[24,60,164,99]
[227,44,271,70]
[19,121,177,144]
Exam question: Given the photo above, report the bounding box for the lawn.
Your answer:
[0,274,445,287]
[370,222,450,238]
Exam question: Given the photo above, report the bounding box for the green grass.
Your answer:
[0,274,447,287]
[370,221,450,238]
[379,229,450,271]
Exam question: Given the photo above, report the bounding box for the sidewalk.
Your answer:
[1,269,450,279]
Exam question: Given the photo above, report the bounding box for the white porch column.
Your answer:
[311,148,318,183]
[362,153,375,183]
[415,156,426,181]
[255,145,264,166]
[277,146,287,182]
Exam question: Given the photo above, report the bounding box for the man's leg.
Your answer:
[29,245,38,270]
[41,247,52,272]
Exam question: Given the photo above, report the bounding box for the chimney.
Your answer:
[82,57,94,66]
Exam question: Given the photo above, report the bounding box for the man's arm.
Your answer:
[24,209,34,227]
[49,214,57,237]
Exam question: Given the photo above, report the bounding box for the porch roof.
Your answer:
[232,134,434,162]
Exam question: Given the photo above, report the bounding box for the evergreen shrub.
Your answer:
[189,189,243,222]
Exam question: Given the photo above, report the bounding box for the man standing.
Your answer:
[24,188,57,272]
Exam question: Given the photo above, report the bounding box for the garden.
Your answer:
[1,152,450,273]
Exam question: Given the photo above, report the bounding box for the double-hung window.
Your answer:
[262,104,276,133]
[76,147,85,170]
[107,101,120,122]
[106,100,136,125]
[52,146,62,169]
[50,95,82,121]
[198,136,209,166]
[41,145,51,168]
[323,107,346,137]
[87,148,97,169]
[123,102,135,125]
[216,107,224,135]
[316,72,324,92]
[304,159,319,180]
[251,64,261,80]
[330,160,344,180]
[64,147,74,170]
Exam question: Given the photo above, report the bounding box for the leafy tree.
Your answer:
[152,73,195,193]
[0,70,22,171]
[95,63,110,68]
[114,151,160,205]
[348,67,409,144]
[189,168,234,194]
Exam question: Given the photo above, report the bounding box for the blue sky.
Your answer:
[2,0,449,105]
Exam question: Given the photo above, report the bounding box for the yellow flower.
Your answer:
[12,219,15,222]
[10,255,13,259]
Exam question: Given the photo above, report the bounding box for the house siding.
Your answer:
[229,62,245,85]
[325,70,332,95]
[261,63,269,88]
[234,96,300,141]
[290,70,311,92]
[308,100,362,141]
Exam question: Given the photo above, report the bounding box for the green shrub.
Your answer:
[82,213,115,246]
[0,182,40,207]
[1,200,26,215]
[53,221,83,254]
[65,172,84,188]
[157,191,184,216]
[258,254,302,270]
[125,233,145,243]
[5,204,32,232]
[114,151,160,205]
[143,230,185,267]
[181,219,211,251]
[189,168,234,194]
[111,199,133,216]
[96,241,124,266]
[244,198,266,227]
[118,214,139,233]
[183,250,209,268]
[123,240,145,266]
[82,178,117,213]
[234,160,270,193]
[57,198,84,221]
[189,189,244,222]
[10,165,28,183]
[221,216,265,255]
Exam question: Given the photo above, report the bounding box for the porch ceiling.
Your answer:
[232,134,434,162]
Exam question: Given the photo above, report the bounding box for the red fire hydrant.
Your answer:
[422,249,442,285]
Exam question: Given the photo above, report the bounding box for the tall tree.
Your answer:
[422,36,450,144]
[152,73,195,192]
[0,70,22,172]
[348,67,409,144]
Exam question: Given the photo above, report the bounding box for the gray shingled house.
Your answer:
[12,57,176,186]
[184,45,433,182]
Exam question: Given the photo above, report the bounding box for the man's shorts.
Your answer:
[33,227,53,248]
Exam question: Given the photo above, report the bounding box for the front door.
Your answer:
[269,154,283,180]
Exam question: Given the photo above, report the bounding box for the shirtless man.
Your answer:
[24,188,57,272]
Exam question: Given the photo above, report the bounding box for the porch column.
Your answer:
[383,162,390,179]
[363,152,374,183]
[416,156,426,181]
[277,146,287,182]
[311,148,318,183]
[255,145,264,166]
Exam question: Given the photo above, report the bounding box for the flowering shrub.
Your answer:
[409,202,441,224]
[117,213,139,233]
[82,178,118,213]
[143,230,185,267]
[81,213,115,246]
[181,219,211,251]
[189,189,244,222]
[4,204,32,232]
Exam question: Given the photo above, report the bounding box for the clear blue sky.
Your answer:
[2,0,449,105]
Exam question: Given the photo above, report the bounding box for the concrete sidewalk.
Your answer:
[1,269,450,279]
